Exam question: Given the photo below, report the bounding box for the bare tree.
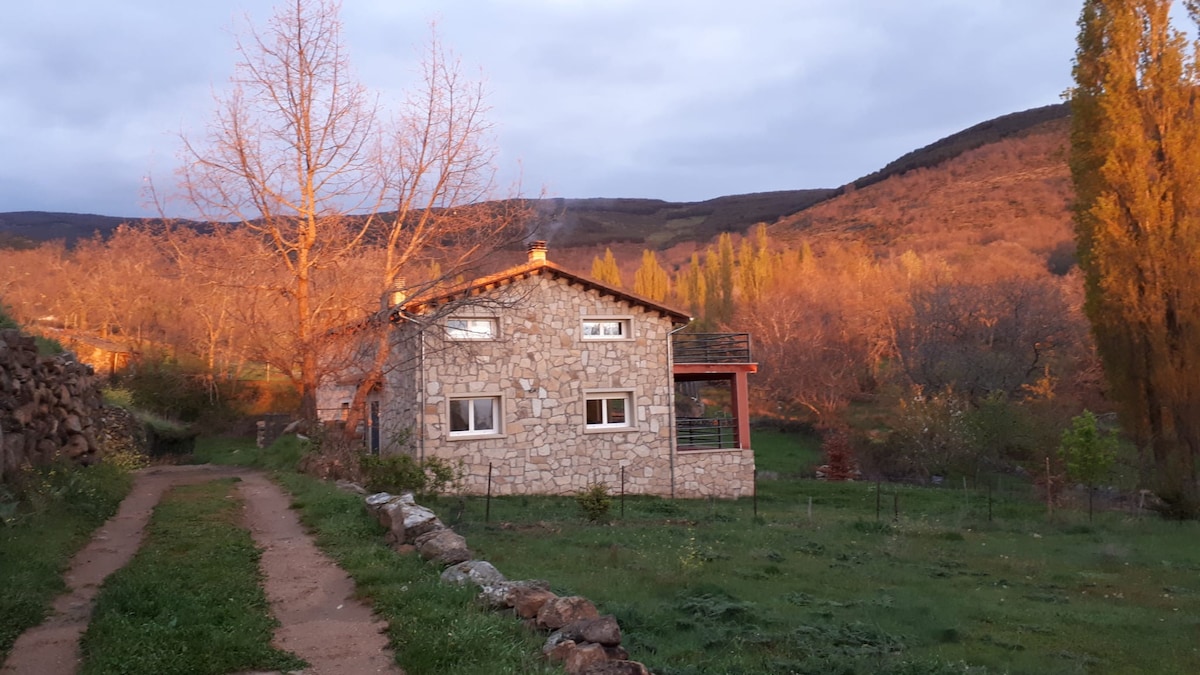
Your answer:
[179,0,382,419]
[338,33,531,436]
[897,275,1076,403]
[177,0,529,423]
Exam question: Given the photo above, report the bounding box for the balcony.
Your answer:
[672,333,752,364]
[676,416,738,450]
[672,333,757,451]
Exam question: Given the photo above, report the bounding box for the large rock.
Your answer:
[477,579,553,612]
[365,492,394,509]
[62,433,90,458]
[560,615,622,647]
[511,585,557,619]
[564,643,608,675]
[414,528,472,566]
[441,560,507,587]
[543,631,576,662]
[400,503,444,539]
[378,499,407,541]
[537,596,600,630]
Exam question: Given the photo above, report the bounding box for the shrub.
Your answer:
[114,355,257,428]
[358,453,464,499]
[361,454,426,493]
[818,427,860,481]
[101,386,135,409]
[575,482,612,522]
[421,457,462,497]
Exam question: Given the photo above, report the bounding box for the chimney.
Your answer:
[527,240,547,263]
[381,277,407,310]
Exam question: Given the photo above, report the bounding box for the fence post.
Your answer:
[752,468,758,519]
[1045,456,1054,521]
[893,489,899,521]
[620,466,626,519]
[485,462,493,524]
[875,478,882,522]
[807,496,813,522]
[988,479,994,522]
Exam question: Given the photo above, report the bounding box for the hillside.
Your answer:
[772,115,1074,274]
[845,103,1068,194]
[0,212,140,247]
[0,191,835,250]
[524,190,836,249]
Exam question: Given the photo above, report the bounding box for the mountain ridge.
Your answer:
[0,103,1070,252]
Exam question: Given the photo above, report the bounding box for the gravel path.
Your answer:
[1,465,402,675]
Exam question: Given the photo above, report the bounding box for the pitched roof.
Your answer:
[401,258,691,324]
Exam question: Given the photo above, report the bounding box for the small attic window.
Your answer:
[446,317,497,340]
[582,317,631,340]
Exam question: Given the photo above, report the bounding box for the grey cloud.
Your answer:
[0,0,1083,215]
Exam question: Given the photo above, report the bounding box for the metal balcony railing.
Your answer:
[672,333,752,364]
[676,416,738,450]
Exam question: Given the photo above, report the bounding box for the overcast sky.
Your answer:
[0,0,1082,217]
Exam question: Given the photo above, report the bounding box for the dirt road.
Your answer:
[1,465,402,675]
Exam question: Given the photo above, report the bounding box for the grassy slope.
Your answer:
[433,430,1200,675]
[0,463,132,662]
[80,479,304,675]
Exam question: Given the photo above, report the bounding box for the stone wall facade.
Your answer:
[0,329,103,481]
[383,272,704,496]
[675,448,755,499]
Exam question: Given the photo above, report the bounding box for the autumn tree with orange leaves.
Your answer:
[1071,0,1200,517]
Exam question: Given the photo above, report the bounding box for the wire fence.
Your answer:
[435,461,1152,530]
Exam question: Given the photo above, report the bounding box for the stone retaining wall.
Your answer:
[0,329,103,481]
[362,489,653,675]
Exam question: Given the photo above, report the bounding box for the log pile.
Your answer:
[0,329,103,481]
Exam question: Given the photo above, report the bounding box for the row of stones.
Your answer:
[362,490,652,675]
[0,329,104,481]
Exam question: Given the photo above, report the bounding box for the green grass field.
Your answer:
[429,430,1200,675]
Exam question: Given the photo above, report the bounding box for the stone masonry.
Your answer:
[379,264,756,499]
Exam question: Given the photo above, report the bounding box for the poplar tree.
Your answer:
[675,252,707,320]
[633,249,670,301]
[738,224,774,305]
[591,248,623,287]
[1070,0,1200,517]
[704,233,736,325]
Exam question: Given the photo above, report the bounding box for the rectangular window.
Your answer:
[446,317,497,340]
[582,318,630,340]
[585,392,632,429]
[449,396,500,436]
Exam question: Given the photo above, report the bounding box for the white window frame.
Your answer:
[581,316,632,341]
[584,389,635,431]
[446,317,498,340]
[448,395,503,438]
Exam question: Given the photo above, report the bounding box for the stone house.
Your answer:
[322,242,757,499]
